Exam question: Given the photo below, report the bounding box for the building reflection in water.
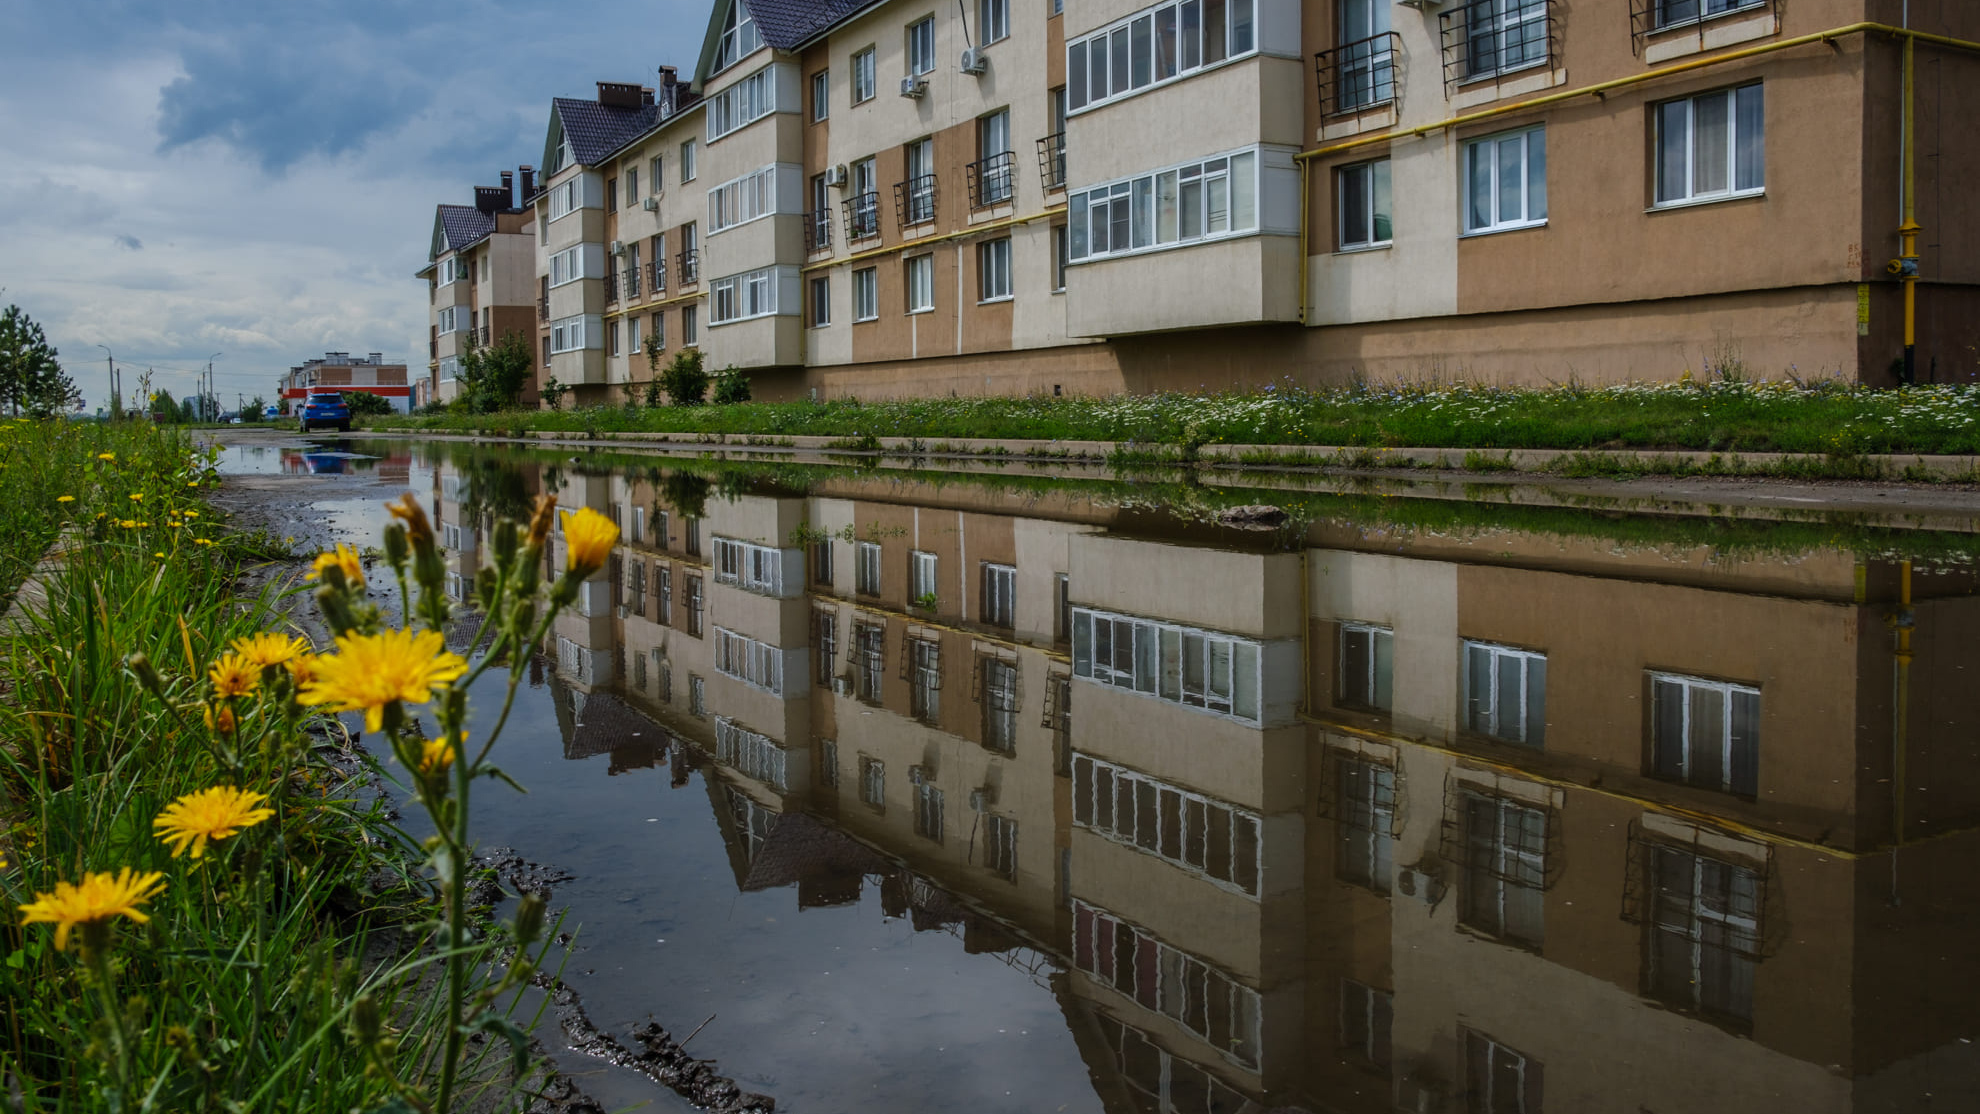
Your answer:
[425,446,1980,1114]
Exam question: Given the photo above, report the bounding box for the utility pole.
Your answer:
[206,352,222,421]
[95,344,117,420]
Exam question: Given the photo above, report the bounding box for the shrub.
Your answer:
[342,391,396,416]
[711,366,752,405]
[660,349,709,407]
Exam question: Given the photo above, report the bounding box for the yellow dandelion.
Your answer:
[129,493,144,502]
[18,868,167,952]
[232,632,309,670]
[56,495,75,503]
[284,653,318,688]
[417,734,460,776]
[183,511,199,518]
[195,538,214,546]
[298,628,468,733]
[97,452,116,461]
[153,551,165,558]
[208,652,260,698]
[308,543,365,586]
[152,786,275,859]
[560,507,620,578]
[204,704,238,734]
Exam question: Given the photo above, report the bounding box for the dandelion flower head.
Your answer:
[208,652,260,698]
[153,786,275,859]
[560,507,620,577]
[298,628,468,733]
[232,632,309,671]
[18,868,167,951]
[309,543,365,586]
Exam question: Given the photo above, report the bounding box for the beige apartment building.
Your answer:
[417,173,539,404]
[276,351,412,412]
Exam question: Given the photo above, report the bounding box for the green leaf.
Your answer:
[463,1010,532,1077]
[479,764,529,794]
[366,1099,422,1114]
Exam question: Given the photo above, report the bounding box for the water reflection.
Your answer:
[417,442,1980,1113]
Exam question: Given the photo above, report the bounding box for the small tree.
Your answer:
[710,366,752,405]
[456,331,534,413]
[0,304,82,417]
[660,348,709,407]
[541,376,566,411]
[243,394,267,422]
[343,391,396,417]
[151,388,180,423]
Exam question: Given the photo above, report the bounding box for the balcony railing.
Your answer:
[1629,0,1769,54]
[648,259,667,294]
[538,295,549,322]
[477,325,489,347]
[429,338,438,359]
[676,248,699,285]
[967,151,1015,209]
[1317,32,1400,115]
[1036,133,1067,192]
[623,266,641,299]
[604,272,619,302]
[842,192,881,242]
[1440,0,1557,86]
[894,175,937,229]
[804,208,833,252]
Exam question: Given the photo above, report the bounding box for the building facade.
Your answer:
[418,171,541,405]
[277,352,412,412]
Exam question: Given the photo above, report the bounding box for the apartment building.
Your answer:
[276,351,412,412]
[417,172,539,404]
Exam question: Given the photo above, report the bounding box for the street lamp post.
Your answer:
[206,352,223,421]
[94,344,118,419]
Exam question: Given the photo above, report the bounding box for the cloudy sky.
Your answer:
[0,0,707,411]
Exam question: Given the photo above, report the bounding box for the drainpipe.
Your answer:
[1890,560,1914,876]
[1297,158,1311,326]
[1893,34,1922,385]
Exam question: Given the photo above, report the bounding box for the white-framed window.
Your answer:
[808,275,831,327]
[979,562,1015,627]
[853,267,878,321]
[1335,755,1396,895]
[713,626,784,694]
[905,254,934,312]
[683,305,699,345]
[709,164,780,232]
[976,238,1013,302]
[549,246,583,287]
[856,541,882,594]
[813,609,838,685]
[711,536,789,595]
[1463,125,1547,234]
[1066,0,1256,114]
[1072,899,1263,1069]
[689,673,706,717]
[854,622,885,701]
[1073,753,1262,896]
[1069,149,1259,262]
[708,66,777,141]
[627,314,641,355]
[981,0,1010,43]
[981,656,1018,752]
[549,314,599,354]
[985,813,1018,879]
[909,637,941,721]
[649,155,664,193]
[650,310,666,350]
[909,549,938,603]
[438,355,461,382]
[609,319,621,357]
[907,17,936,75]
[1464,1031,1543,1114]
[810,69,830,120]
[714,715,788,790]
[1459,793,1546,946]
[977,110,1013,204]
[859,755,885,809]
[712,0,763,73]
[709,266,786,325]
[1462,0,1550,80]
[1650,672,1759,796]
[1462,639,1546,745]
[1655,83,1764,207]
[1341,979,1394,1068]
[625,166,639,202]
[1654,0,1765,30]
[657,564,673,623]
[852,47,877,103]
[1337,622,1392,710]
[1646,845,1760,1022]
[914,780,944,842]
[1338,158,1392,250]
[1052,224,1068,291]
[437,305,470,334]
[1052,0,1063,14]
[1072,606,1264,723]
[547,178,578,221]
[680,139,697,183]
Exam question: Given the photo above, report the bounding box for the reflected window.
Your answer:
[985,813,1018,879]
[1072,606,1263,723]
[657,565,673,624]
[812,539,834,585]
[1055,573,1071,642]
[1072,899,1262,1069]
[1650,673,1758,797]
[1091,1012,1253,1112]
[856,541,882,596]
[1340,979,1393,1069]
[714,626,784,695]
[1464,1030,1542,1114]
[859,755,885,811]
[1462,639,1546,746]
[1338,622,1393,711]
[814,610,838,687]
[981,657,1019,753]
[1073,753,1261,895]
[981,562,1016,628]
[909,550,938,607]
[689,673,706,717]
[658,656,672,703]
[910,637,941,723]
[715,715,788,790]
[656,509,670,548]
[820,739,839,787]
[914,781,944,842]
[685,574,704,637]
[685,517,701,556]
[855,622,886,702]
[627,559,646,614]
[1336,756,1394,893]
[1459,794,1546,948]
[1647,846,1759,1023]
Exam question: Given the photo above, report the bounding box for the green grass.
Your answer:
[367,378,1980,457]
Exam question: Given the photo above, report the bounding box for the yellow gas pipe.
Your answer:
[1893,560,1914,851]
[1897,34,1922,384]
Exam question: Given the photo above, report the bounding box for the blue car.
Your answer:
[300,392,352,433]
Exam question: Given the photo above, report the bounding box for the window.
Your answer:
[1650,673,1759,796]
[714,626,784,694]
[649,155,664,193]
[437,306,471,333]
[683,305,698,345]
[712,0,762,73]
[914,781,944,841]
[1463,126,1546,234]
[608,319,621,357]
[814,610,837,685]
[907,17,936,76]
[688,673,707,717]
[1051,225,1069,291]
[905,255,934,312]
[981,657,1018,753]
[1337,622,1393,709]
[548,179,578,220]
[853,267,878,321]
[1340,980,1393,1069]
[549,314,598,354]
[1654,0,1764,30]
[1460,794,1546,947]
[849,156,880,239]
[1462,639,1546,745]
[810,70,830,121]
[811,540,834,585]
[1655,83,1764,206]
[981,562,1015,627]
[655,509,671,549]
[856,541,882,594]
[976,110,1012,206]
[903,138,935,224]
[710,266,784,324]
[1055,573,1071,640]
[1338,159,1392,250]
[685,573,703,635]
[1072,900,1263,1069]
[438,356,460,381]
[1066,0,1256,113]
[1072,606,1263,723]
[680,140,697,182]
[1072,753,1262,895]
[977,238,1012,301]
[651,311,665,350]
[1069,150,1259,262]
[710,165,780,233]
[549,246,584,287]
[909,638,941,722]
[852,47,877,102]
[820,739,840,786]
[855,622,885,701]
[981,0,1010,43]
[630,506,645,544]
[657,565,673,623]
[909,549,938,604]
[711,536,788,594]
[1464,1031,1542,1114]
[808,276,831,327]
[685,518,701,556]
[715,716,788,790]
[708,68,777,141]
[1461,0,1550,80]
[1336,756,1394,892]
[1647,846,1759,1022]
[985,814,1018,879]
[606,177,618,213]
[625,167,639,202]
[859,755,886,810]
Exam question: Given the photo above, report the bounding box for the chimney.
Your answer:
[368,353,383,364]
[499,170,514,208]
[473,184,507,214]
[596,81,645,109]
[658,66,679,114]
[519,164,536,200]
[642,85,655,106]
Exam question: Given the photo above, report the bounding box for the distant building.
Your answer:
[278,352,411,412]
[417,170,541,406]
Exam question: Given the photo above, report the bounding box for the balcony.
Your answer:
[967,151,1015,210]
[894,175,937,230]
[1036,133,1066,193]
[429,337,438,359]
[804,208,833,252]
[1317,32,1400,115]
[477,325,489,347]
[605,272,619,303]
[842,192,881,243]
[648,259,667,295]
[1440,0,1557,86]
[1629,0,1770,53]
[676,248,700,285]
[538,295,549,323]
[623,266,641,299]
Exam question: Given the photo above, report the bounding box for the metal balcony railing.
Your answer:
[429,338,438,359]
[623,266,641,298]
[1317,31,1401,115]
[1440,0,1557,86]
[676,248,699,285]
[842,192,881,242]
[894,175,937,229]
[1036,133,1066,192]
[604,272,619,302]
[648,259,666,294]
[805,208,833,252]
[1629,0,1769,54]
[538,296,549,322]
[967,151,1015,209]
[477,325,489,347]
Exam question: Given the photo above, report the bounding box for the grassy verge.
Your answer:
[366,378,1980,456]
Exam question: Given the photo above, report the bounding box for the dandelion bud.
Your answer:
[492,519,519,565]
[382,522,410,574]
[525,493,558,552]
[315,584,359,637]
[352,994,382,1044]
[385,492,435,550]
[125,652,167,699]
[512,891,547,946]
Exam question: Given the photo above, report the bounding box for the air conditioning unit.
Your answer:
[968,787,995,812]
[642,196,660,211]
[959,48,988,75]
[824,164,848,188]
[610,239,626,256]
[616,604,631,619]
[1396,865,1446,905]
[833,675,853,696]
[899,75,927,98]
[908,764,931,786]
